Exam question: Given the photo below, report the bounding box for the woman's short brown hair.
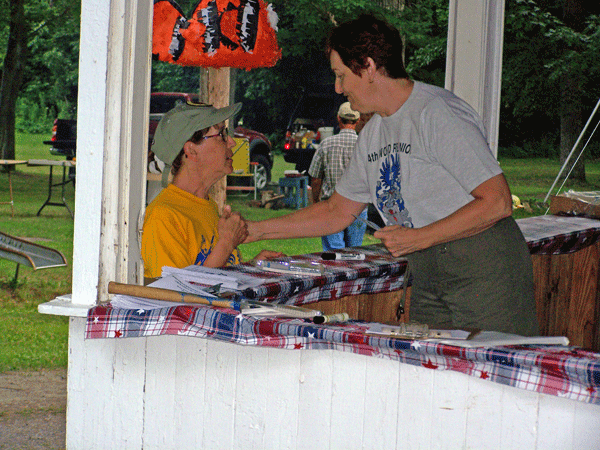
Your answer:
[327,14,408,80]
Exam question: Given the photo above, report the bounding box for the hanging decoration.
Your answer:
[153,0,281,70]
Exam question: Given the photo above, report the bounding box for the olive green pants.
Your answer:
[406,217,539,336]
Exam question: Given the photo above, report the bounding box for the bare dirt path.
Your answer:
[0,369,67,450]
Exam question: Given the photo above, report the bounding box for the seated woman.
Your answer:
[142,101,281,279]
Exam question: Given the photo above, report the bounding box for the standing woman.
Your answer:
[247,14,539,336]
[142,101,280,280]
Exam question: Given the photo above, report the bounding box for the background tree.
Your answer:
[0,0,28,160]
[0,0,80,161]
[501,0,600,182]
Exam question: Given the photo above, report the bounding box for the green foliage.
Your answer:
[236,0,449,135]
[15,97,52,133]
[151,63,201,94]
[5,0,81,133]
[501,1,600,149]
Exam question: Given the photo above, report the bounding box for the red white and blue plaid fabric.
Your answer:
[230,245,407,305]
[86,303,600,405]
[86,215,600,404]
[517,215,600,255]
[200,215,600,306]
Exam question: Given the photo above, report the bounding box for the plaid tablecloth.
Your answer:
[517,214,600,255]
[210,214,600,306]
[86,303,600,406]
[85,215,600,405]
[230,245,407,305]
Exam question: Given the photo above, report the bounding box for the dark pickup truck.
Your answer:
[45,92,274,187]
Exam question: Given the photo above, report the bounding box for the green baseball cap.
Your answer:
[151,101,242,168]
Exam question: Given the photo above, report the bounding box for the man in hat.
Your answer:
[142,101,282,280]
[308,102,368,251]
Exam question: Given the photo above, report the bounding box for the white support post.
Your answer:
[445,0,505,157]
[71,0,151,306]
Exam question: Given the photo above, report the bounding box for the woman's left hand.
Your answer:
[252,250,286,261]
[374,225,427,257]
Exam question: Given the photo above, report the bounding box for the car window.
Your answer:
[150,95,200,114]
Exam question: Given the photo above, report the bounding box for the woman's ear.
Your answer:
[365,57,377,82]
[183,141,197,159]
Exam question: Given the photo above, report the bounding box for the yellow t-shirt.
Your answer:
[141,184,241,278]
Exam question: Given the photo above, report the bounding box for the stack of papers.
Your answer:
[430,332,570,348]
[364,323,569,347]
[161,266,240,289]
[109,265,323,318]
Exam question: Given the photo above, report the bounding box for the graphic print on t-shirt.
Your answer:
[195,235,213,265]
[375,153,413,227]
[194,234,240,266]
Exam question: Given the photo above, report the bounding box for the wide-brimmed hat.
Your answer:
[152,101,242,185]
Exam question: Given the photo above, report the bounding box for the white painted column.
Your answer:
[70,0,151,306]
[445,0,505,157]
[70,1,110,306]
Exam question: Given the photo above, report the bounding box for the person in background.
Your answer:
[308,102,367,251]
[142,101,282,280]
[246,14,539,336]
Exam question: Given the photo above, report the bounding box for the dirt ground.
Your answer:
[0,369,66,450]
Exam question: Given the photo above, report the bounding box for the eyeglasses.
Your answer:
[202,127,230,143]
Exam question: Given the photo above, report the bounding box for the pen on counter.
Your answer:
[351,213,381,231]
[321,252,365,261]
[312,312,350,324]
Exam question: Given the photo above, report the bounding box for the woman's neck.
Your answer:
[375,78,414,117]
[172,171,212,200]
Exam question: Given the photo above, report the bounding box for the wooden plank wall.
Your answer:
[532,242,600,351]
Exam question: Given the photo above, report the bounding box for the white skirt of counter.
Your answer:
[65,317,600,450]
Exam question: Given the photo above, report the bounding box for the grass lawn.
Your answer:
[2,132,600,372]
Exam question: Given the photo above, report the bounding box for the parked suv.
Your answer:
[46,92,274,188]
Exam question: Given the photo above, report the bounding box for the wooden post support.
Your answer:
[200,67,230,213]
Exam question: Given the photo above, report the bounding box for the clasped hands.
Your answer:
[218,205,284,261]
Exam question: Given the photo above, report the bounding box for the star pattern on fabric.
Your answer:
[136,309,145,314]
[294,343,303,349]
[422,359,438,370]
[307,331,315,339]
[480,371,489,380]
[411,341,422,350]
[330,288,338,300]
[93,316,99,324]
[114,330,123,338]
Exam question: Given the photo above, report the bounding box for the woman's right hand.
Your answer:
[218,204,249,248]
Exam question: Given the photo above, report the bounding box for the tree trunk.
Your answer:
[560,76,585,181]
[558,0,586,182]
[199,67,230,213]
[0,0,28,161]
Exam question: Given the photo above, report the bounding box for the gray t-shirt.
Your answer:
[336,81,502,228]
